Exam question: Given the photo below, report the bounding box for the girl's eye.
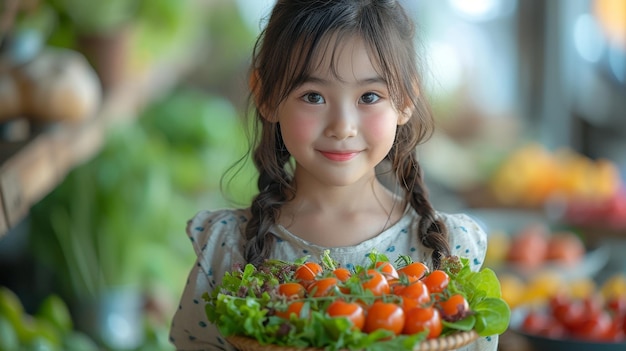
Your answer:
[302,92,325,104]
[359,92,380,104]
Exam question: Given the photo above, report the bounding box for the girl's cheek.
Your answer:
[362,111,399,140]
[282,114,320,141]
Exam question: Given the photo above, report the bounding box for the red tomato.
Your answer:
[438,294,470,322]
[361,269,390,296]
[403,306,443,339]
[549,295,586,331]
[375,261,399,279]
[307,277,339,297]
[294,262,323,282]
[396,280,431,306]
[607,296,626,318]
[521,310,551,335]
[326,300,365,331]
[274,301,306,319]
[398,262,429,280]
[389,275,419,295]
[521,309,566,338]
[599,317,625,342]
[421,270,449,295]
[363,301,405,335]
[572,310,613,341]
[332,268,352,282]
[277,282,306,299]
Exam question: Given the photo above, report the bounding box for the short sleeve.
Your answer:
[169,210,248,351]
[441,213,488,272]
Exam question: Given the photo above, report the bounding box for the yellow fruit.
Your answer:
[499,273,526,308]
[601,274,626,300]
[567,278,597,299]
[520,270,565,306]
[593,159,621,201]
[484,231,510,267]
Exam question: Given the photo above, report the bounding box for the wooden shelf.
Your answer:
[0,60,187,238]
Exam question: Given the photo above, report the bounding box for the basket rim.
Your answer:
[226,330,479,351]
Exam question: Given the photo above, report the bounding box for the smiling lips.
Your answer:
[319,151,360,161]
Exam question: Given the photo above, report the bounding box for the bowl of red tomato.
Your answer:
[205,252,510,351]
[510,293,626,351]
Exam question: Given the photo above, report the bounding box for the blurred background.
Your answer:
[0,0,624,350]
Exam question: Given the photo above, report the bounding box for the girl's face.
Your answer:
[276,36,409,187]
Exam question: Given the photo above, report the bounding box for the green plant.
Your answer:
[45,0,140,36]
[29,89,256,300]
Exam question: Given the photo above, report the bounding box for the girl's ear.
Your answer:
[398,106,413,125]
[250,70,273,120]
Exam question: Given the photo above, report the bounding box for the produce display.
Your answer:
[519,293,626,342]
[488,143,622,208]
[485,223,587,271]
[482,143,626,229]
[511,274,626,349]
[483,219,613,310]
[204,251,510,351]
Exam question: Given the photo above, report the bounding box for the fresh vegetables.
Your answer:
[204,251,510,351]
[520,293,626,342]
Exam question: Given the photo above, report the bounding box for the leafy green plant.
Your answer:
[29,89,255,300]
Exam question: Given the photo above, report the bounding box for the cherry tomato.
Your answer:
[294,262,323,282]
[572,310,613,341]
[421,270,449,295]
[274,301,306,319]
[277,282,306,299]
[326,300,365,331]
[549,295,586,331]
[599,317,625,342]
[307,277,339,297]
[522,308,566,338]
[363,301,405,335]
[607,296,626,318]
[396,280,431,306]
[398,262,429,280]
[438,294,470,321]
[332,268,352,282]
[403,306,443,339]
[361,269,390,296]
[521,309,551,335]
[375,261,399,279]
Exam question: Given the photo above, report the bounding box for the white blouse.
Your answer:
[169,207,498,351]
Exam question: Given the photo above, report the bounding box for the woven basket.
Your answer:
[227,330,479,351]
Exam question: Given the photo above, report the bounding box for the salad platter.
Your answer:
[204,251,509,351]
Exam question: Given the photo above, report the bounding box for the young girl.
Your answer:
[170,1,496,350]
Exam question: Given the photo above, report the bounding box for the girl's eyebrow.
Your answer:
[304,75,387,86]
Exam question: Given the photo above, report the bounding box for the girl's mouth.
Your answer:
[319,151,359,161]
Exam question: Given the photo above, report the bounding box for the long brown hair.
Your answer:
[242,0,450,268]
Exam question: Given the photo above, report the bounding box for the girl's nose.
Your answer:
[325,105,358,140]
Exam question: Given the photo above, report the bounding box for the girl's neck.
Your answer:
[277,173,406,247]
